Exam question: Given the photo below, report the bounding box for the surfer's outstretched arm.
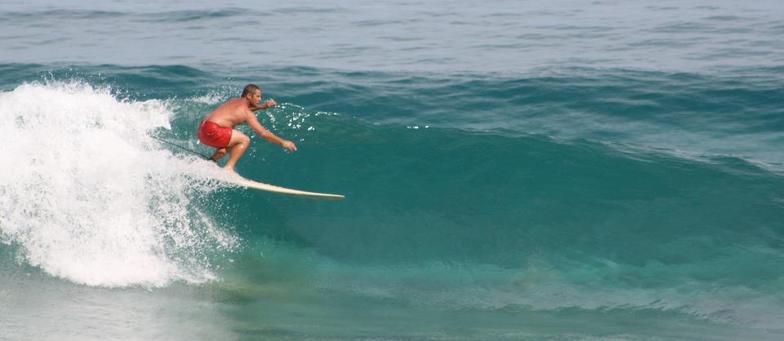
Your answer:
[247,112,298,152]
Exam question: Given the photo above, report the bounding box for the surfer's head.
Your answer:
[241,84,262,105]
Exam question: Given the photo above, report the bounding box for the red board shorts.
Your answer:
[198,120,232,148]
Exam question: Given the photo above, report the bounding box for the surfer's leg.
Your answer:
[224,130,250,171]
[209,148,227,161]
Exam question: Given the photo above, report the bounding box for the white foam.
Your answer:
[0,81,236,288]
[190,93,224,105]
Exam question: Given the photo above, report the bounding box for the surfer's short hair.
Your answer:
[241,84,261,97]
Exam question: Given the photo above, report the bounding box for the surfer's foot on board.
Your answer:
[209,148,227,162]
[222,165,242,179]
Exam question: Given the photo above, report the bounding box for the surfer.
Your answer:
[198,84,297,172]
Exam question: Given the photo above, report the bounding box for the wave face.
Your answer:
[1,61,783,339]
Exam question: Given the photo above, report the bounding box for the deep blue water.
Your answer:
[1,1,784,340]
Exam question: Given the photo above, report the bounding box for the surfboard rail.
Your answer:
[227,175,345,200]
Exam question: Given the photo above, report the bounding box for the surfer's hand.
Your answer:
[282,140,297,152]
[264,99,277,108]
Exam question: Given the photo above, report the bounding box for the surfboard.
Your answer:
[148,136,342,199]
[223,173,345,200]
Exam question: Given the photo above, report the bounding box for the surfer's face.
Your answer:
[247,89,261,105]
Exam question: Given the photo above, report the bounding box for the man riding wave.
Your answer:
[197,84,297,172]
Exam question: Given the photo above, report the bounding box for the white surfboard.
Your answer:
[223,174,345,200]
[149,137,341,199]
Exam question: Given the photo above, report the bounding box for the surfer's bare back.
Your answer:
[198,84,297,172]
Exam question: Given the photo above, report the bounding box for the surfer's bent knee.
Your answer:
[238,132,250,145]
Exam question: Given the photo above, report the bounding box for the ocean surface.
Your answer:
[2,1,784,340]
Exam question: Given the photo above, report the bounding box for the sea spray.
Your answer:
[0,81,236,287]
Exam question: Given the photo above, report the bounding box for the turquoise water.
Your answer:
[2,1,784,340]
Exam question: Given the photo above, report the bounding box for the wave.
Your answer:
[0,81,237,287]
[1,71,782,335]
[241,118,784,267]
